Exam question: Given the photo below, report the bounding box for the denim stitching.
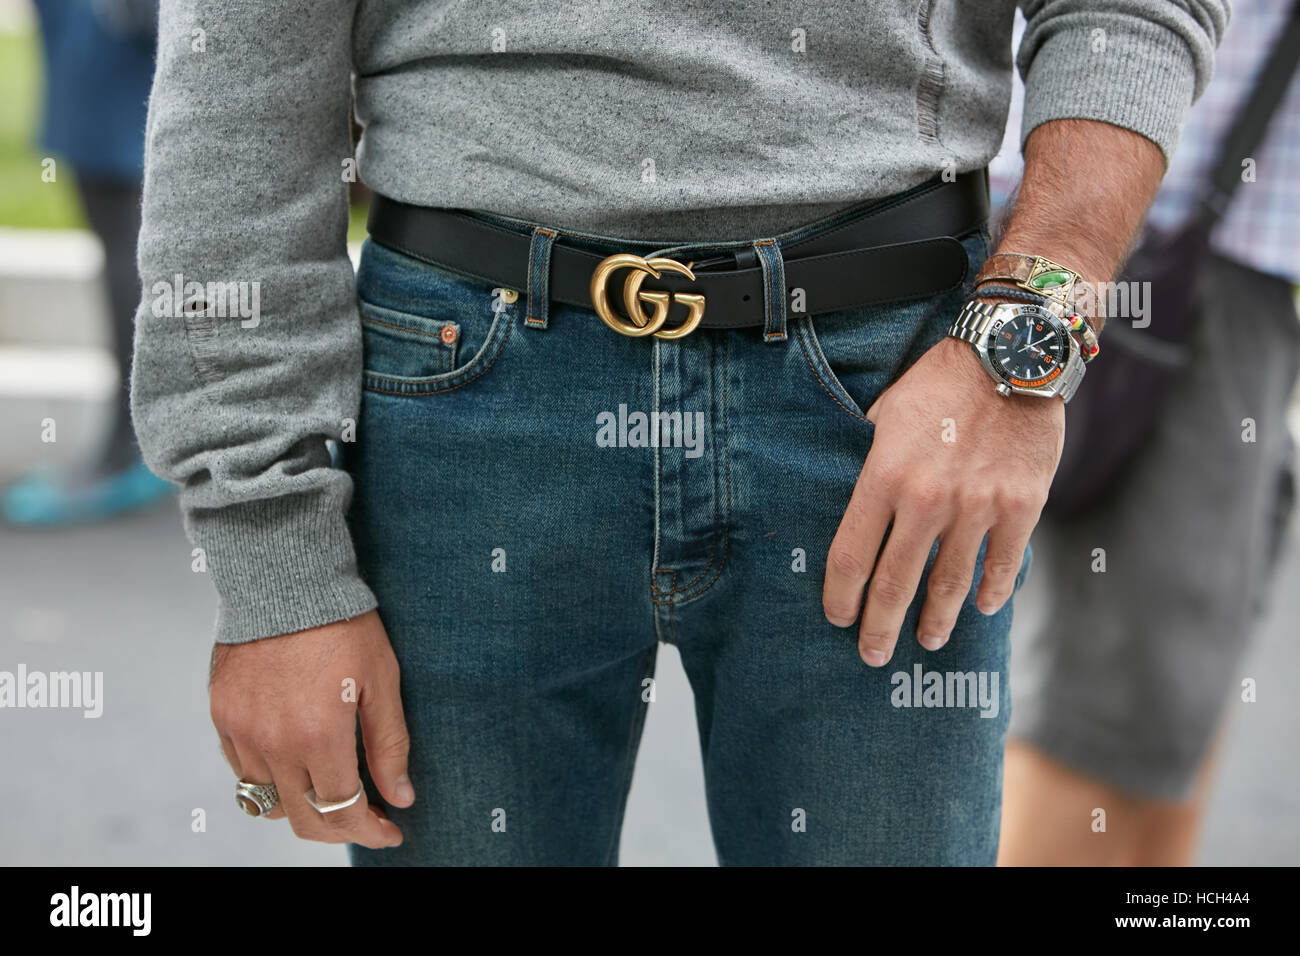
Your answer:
[794,318,872,424]
[363,310,515,396]
[651,345,725,598]
[526,227,556,328]
[650,334,733,604]
[756,240,788,342]
[361,314,453,341]
[602,644,657,866]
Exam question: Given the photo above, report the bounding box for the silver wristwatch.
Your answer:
[948,299,1098,403]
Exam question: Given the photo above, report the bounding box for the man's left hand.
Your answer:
[821,335,1064,666]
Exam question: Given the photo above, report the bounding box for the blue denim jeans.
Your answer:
[344,198,1026,865]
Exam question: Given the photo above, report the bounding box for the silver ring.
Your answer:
[235,779,279,817]
[304,784,364,814]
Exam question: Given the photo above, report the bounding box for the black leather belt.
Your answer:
[366,169,988,332]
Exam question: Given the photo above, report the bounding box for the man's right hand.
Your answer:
[209,609,412,849]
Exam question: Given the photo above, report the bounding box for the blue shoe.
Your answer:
[2,460,175,526]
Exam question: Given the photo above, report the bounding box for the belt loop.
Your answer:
[754,239,787,342]
[525,226,557,329]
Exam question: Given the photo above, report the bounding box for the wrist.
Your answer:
[993,236,1110,293]
[972,252,1105,351]
[932,337,1064,415]
[981,243,1109,335]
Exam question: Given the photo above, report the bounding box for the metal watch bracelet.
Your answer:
[950,299,1087,403]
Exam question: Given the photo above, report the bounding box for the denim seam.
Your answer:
[650,421,723,600]
[361,314,451,341]
[362,311,515,395]
[651,340,663,576]
[602,645,657,866]
[649,481,722,600]
[525,227,556,329]
[647,329,725,601]
[649,335,732,604]
[651,571,680,639]
[794,318,872,424]
[756,239,788,342]
[362,313,456,373]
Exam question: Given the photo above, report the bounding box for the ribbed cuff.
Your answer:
[187,491,378,644]
[1020,20,1198,165]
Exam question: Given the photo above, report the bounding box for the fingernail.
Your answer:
[395,774,415,804]
[826,613,854,628]
[919,634,947,651]
[861,648,887,667]
[977,600,1000,615]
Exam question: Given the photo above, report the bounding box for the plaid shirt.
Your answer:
[992,2,1299,285]
[1145,0,1300,284]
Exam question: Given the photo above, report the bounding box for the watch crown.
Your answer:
[995,383,1012,397]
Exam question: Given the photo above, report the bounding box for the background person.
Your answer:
[998,0,1300,866]
[3,0,171,526]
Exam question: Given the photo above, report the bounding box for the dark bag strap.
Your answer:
[1196,0,1300,230]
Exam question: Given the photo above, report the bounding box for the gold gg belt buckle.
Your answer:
[590,254,706,340]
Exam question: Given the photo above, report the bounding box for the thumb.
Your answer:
[359,669,414,808]
[866,395,882,422]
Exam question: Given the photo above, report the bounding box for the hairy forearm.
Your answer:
[997,118,1166,334]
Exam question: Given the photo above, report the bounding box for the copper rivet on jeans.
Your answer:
[500,289,519,304]
[440,324,458,344]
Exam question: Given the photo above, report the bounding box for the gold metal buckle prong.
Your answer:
[590,253,706,339]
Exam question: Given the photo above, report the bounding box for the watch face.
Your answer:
[988,308,1068,388]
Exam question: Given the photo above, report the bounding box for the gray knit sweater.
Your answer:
[132,0,1228,643]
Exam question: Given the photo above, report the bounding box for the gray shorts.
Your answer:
[1010,252,1299,801]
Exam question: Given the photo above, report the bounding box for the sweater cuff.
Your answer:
[187,492,377,644]
[1020,21,1197,165]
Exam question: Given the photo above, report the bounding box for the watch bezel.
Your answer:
[973,302,1080,398]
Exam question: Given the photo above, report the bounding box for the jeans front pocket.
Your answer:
[793,229,991,425]
[357,238,518,397]
[359,300,460,379]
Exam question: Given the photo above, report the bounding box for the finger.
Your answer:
[226,736,287,820]
[300,713,404,847]
[975,520,1033,615]
[275,758,401,849]
[359,663,414,809]
[916,522,986,651]
[823,469,893,627]
[305,757,404,850]
[858,515,938,667]
[272,761,329,843]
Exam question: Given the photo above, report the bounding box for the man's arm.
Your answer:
[820,0,1228,664]
[1000,118,1167,334]
[820,118,1162,666]
[134,0,410,846]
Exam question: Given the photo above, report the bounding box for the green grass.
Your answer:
[348,202,369,245]
[0,28,84,229]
